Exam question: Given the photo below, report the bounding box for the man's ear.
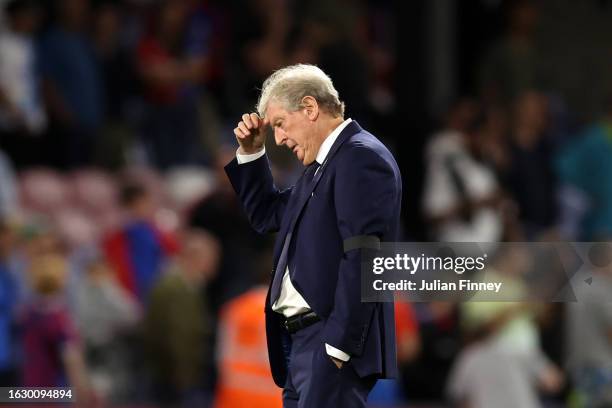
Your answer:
[301,96,319,121]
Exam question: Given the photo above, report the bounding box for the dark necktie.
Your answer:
[270,161,320,307]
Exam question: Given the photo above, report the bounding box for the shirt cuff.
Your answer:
[236,147,266,164]
[325,343,350,362]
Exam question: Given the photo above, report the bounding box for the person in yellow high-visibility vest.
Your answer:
[214,285,282,408]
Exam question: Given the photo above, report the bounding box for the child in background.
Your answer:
[18,252,93,403]
[75,253,140,403]
[103,182,178,305]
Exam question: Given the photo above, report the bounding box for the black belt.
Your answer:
[282,311,321,334]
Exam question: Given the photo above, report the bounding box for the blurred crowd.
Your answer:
[0,0,394,171]
[0,0,611,407]
[0,0,393,406]
[415,1,612,407]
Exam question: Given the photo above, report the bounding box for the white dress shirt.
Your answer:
[0,31,46,133]
[421,129,502,242]
[236,118,353,362]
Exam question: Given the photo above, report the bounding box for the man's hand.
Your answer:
[330,356,343,369]
[234,112,269,155]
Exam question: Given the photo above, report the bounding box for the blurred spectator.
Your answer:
[183,0,226,154]
[103,182,178,304]
[422,99,504,243]
[401,302,461,402]
[91,0,139,170]
[11,221,64,308]
[136,0,209,169]
[0,221,17,385]
[189,147,266,313]
[18,253,92,401]
[479,0,544,106]
[0,0,46,168]
[300,0,371,124]
[395,300,421,368]
[214,250,281,408]
[362,1,396,132]
[0,150,18,219]
[225,0,293,115]
[556,96,612,239]
[565,247,612,406]
[502,91,558,239]
[477,106,511,175]
[144,229,219,407]
[447,337,563,408]
[449,246,564,408]
[92,1,134,122]
[38,0,103,169]
[75,253,140,403]
[462,247,540,353]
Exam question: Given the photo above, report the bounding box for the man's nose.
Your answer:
[274,128,286,146]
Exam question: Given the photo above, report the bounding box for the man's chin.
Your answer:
[299,156,312,166]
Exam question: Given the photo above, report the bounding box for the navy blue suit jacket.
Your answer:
[225,121,402,387]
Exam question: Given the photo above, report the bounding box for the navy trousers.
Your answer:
[281,320,377,408]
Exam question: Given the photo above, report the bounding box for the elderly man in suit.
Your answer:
[225,64,402,408]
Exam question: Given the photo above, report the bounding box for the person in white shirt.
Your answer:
[0,0,46,168]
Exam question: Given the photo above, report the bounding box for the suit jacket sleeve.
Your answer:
[322,146,400,357]
[224,155,292,234]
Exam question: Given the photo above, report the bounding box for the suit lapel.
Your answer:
[272,175,305,263]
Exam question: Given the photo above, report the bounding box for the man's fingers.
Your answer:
[262,116,270,128]
[242,113,253,129]
[237,122,250,136]
[330,357,343,369]
[234,127,246,139]
[235,112,266,145]
[234,126,250,139]
[250,113,261,129]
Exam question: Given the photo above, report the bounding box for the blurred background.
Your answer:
[0,0,611,406]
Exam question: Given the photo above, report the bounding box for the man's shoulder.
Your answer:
[337,129,399,172]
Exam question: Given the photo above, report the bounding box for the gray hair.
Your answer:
[257,64,345,118]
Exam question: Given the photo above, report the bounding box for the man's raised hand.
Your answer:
[234,113,269,155]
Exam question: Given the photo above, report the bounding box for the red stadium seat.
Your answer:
[19,168,71,214]
[54,207,100,249]
[71,169,119,215]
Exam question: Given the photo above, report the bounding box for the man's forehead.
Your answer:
[265,102,289,122]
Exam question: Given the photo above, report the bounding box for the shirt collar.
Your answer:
[315,118,352,165]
